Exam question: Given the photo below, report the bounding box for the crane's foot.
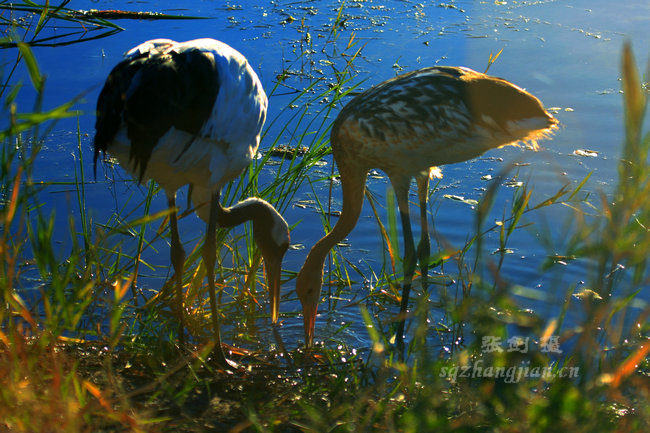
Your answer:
[207,344,242,374]
[177,322,186,347]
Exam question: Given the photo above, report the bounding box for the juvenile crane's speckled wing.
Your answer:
[332,67,556,171]
[334,68,471,144]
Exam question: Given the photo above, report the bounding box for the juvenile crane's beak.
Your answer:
[297,274,321,347]
[265,256,283,323]
[302,302,318,347]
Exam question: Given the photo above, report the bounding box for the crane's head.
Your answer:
[295,259,323,347]
[251,202,290,324]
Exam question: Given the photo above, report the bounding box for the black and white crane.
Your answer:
[94,38,289,366]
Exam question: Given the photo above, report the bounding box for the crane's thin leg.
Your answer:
[416,174,430,292]
[390,177,416,352]
[203,191,230,368]
[167,193,186,345]
[186,184,194,213]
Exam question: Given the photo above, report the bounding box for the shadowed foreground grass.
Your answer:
[1,9,649,432]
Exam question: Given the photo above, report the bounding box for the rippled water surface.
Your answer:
[8,0,649,350]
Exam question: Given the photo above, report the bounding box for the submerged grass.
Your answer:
[1,3,649,432]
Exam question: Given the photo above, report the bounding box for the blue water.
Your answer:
[5,0,649,351]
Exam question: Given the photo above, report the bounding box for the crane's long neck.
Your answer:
[300,165,368,277]
[216,196,288,256]
[217,196,272,228]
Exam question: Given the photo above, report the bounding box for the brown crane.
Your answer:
[296,66,558,347]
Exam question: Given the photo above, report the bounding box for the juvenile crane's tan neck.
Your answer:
[300,164,368,278]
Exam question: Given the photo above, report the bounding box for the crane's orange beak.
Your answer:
[303,303,317,347]
[265,257,282,323]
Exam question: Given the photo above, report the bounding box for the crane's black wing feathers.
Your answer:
[94,47,219,181]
